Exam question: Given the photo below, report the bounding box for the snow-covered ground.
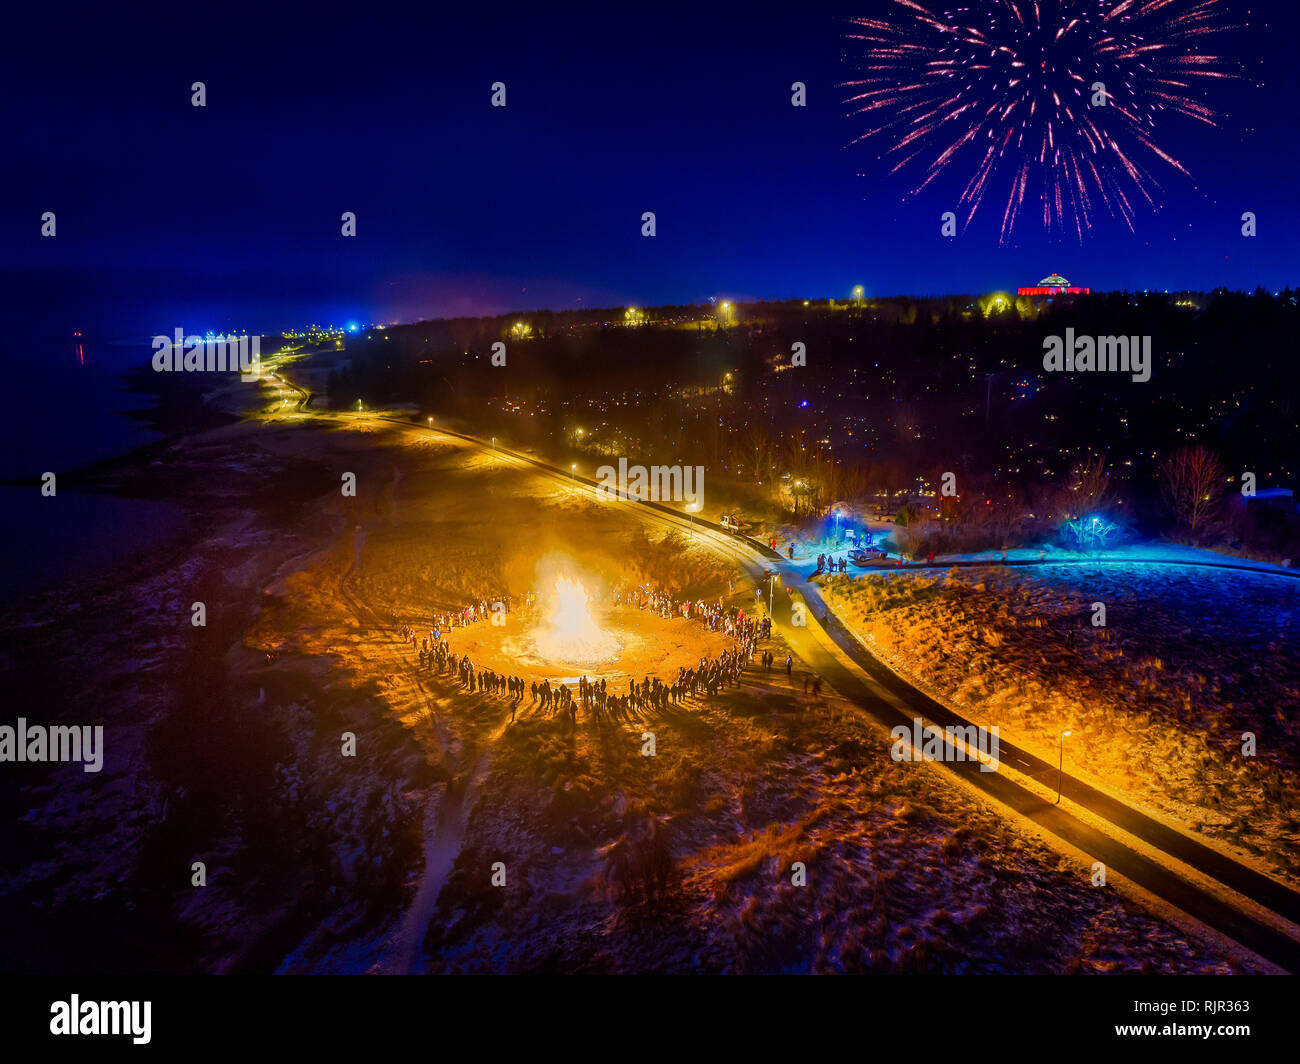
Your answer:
[2,408,1270,974]
[933,542,1294,572]
[819,562,1300,886]
[774,527,1295,575]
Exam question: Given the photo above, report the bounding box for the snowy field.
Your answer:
[0,411,1270,973]
[819,563,1300,885]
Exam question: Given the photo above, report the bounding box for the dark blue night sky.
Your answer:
[3,0,1294,339]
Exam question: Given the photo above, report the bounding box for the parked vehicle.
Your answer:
[849,548,889,566]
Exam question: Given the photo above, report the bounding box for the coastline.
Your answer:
[0,359,246,607]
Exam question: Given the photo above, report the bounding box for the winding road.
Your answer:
[269,364,1300,972]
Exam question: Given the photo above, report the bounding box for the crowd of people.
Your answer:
[613,582,771,644]
[419,592,534,635]
[395,580,777,722]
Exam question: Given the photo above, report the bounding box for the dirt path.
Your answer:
[261,397,1300,969]
[341,458,512,974]
[373,717,508,974]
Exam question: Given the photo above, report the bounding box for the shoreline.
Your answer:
[0,383,1282,975]
[0,360,260,609]
[0,359,244,493]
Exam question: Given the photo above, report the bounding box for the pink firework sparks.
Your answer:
[842,0,1239,241]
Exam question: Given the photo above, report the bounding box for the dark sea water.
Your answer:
[3,332,161,481]
[0,331,185,604]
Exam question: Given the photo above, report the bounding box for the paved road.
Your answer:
[271,388,1300,970]
[840,553,1300,581]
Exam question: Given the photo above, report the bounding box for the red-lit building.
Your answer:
[1017,273,1090,297]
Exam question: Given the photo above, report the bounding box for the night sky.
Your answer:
[3,0,1294,338]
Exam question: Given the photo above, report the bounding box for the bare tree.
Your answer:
[785,429,815,480]
[1159,446,1226,532]
[1056,453,1110,520]
[893,505,933,559]
[742,424,776,483]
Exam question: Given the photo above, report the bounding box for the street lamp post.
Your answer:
[571,463,576,481]
[1055,730,1073,804]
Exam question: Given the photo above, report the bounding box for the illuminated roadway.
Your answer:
[265,370,1300,971]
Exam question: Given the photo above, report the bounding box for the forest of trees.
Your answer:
[324,289,1300,559]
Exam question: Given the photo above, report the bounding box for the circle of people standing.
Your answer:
[396,581,776,723]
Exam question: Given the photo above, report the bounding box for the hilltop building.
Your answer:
[1018,273,1090,297]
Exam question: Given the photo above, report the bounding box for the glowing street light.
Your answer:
[1055,730,1073,804]
[571,463,577,481]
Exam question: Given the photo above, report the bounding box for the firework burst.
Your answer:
[843,0,1238,241]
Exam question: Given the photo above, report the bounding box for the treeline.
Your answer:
[325,288,1299,553]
